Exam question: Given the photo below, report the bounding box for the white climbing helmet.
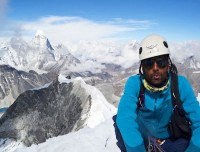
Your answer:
[139,34,170,60]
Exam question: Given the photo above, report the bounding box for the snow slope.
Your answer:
[2,118,120,152]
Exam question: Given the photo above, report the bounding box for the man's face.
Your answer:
[142,55,169,87]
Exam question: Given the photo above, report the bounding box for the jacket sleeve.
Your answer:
[116,76,146,152]
[179,76,200,152]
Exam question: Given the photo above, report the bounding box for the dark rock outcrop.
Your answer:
[0,77,91,146]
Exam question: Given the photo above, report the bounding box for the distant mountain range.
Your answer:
[0,31,80,74]
[0,31,200,108]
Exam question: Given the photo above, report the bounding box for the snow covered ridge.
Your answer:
[197,93,200,103]
[58,75,117,128]
[0,118,120,152]
[0,75,117,149]
[70,76,117,128]
[58,74,117,128]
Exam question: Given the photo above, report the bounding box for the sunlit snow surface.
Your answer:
[0,119,120,152]
[1,118,119,152]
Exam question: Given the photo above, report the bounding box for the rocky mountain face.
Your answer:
[172,56,200,95]
[0,76,116,147]
[0,65,55,108]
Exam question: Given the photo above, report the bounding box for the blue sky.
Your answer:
[1,0,200,43]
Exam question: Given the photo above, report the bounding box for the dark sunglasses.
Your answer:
[142,57,169,69]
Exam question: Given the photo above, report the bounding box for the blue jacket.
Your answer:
[116,75,200,152]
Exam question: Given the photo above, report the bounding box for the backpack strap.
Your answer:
[170,63,182,108]
[137,76,145,109]
[169,63,191,139]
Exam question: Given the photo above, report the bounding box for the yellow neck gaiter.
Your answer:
[143,79,170,93]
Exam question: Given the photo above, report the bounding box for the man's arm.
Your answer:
[179,76,200,152]
[116,76,146,152]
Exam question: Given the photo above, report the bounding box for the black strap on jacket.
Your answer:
[168,63,191,139]
[170,63,182,108]
[137,76,145,108]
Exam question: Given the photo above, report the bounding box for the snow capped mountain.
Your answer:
[182,55,200,69]
[1,30,200,74]
[0,76,116,148]
[1,31,200,109]
[2,30,199,77]
[30,30,54,54]
[0,31,80,74]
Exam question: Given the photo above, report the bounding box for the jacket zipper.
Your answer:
[154,96,158,111]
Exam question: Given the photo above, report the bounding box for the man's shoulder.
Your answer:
[177,75,192,88]
[124,75,141,93]
[125,74,141,86]
[127,74,141,82]
[177,75,189,82]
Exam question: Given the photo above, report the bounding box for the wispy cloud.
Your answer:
[0,0,13,42]
[170,40,200,63]
[62,40,139,70]
[0,0,8,27]
[0,0,9,21]
[2,16,152,43]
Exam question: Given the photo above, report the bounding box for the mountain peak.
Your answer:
[35,30,46,37]
[31,30,54,52]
